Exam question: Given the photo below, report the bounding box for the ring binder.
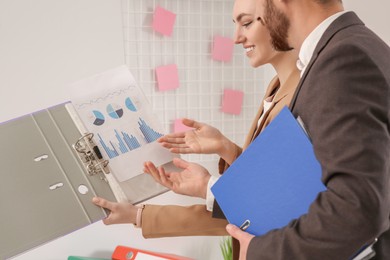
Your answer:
[73,132,110,180]
[1,103,118,259]
[1,66,177,259]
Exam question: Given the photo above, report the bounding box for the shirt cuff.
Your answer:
[206,175,220,211]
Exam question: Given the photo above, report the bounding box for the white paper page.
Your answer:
[70,65,174,182]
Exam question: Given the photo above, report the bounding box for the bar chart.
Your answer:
[97,117,163,159]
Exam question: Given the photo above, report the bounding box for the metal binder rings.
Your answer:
[73,132,110,181]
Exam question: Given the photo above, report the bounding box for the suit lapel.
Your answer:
[289,12,364,112]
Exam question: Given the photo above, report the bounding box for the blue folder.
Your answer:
[211,107,326,236]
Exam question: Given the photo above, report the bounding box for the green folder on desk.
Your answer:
[211,106,326,236]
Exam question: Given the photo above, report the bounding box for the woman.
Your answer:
[93,0,300,244]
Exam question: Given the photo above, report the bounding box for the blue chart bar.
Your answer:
[98,133,119,159]
[115,130,129,154]
[138,118,163,143]
[123,132,141,150]
[98,130,142,159]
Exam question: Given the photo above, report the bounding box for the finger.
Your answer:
[160,142,189,149]
[182,118,202,129]
[226,224,248,241]
[158,133,186,143]
[158,166,174,190]
[102,215,114,225]
[226,224,255,241]
[92,197,113,211]
[172,157,190,169]
[144,161,163,183]
[143,162,149,174]
[159,138,187,147]
[165,144,195,154]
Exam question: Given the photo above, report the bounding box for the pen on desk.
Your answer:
[239,220,251,231]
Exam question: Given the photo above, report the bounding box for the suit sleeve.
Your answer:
[247,36,390,258]
[141,204,228,238]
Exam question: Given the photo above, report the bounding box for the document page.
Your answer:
[70,65,174,182]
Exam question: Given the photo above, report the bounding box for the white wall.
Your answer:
[0,0,125,123]
[344,0,390,45]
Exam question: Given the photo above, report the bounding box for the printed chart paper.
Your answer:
[70,66,174,182]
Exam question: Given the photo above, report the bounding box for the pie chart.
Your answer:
[125,97,137,112]
[91,110,105,126]
[107,103,124,119]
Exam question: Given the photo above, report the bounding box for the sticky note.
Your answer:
[152,6,176,36]
[212,36,234,62]
[174,119,194,133]
[155,64,180,91]
[221,89,244,115]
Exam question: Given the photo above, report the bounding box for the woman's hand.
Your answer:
[92,197,138,225]
[144,157,211,199]
[158,118,228,155]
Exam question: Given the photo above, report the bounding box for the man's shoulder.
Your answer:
[324,12,389,52]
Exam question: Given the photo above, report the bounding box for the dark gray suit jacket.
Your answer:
[247,12,390,259]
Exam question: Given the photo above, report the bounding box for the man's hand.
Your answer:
[92,197,138,225]
[144,157,211,199]
[226,224,255,260]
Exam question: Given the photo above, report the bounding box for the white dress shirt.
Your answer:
[297,11,348,76]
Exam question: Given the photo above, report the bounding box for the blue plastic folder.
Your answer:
[211,107,326,236]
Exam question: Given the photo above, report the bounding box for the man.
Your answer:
[227,0,390,259]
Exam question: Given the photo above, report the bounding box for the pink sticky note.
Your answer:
[212,36,234,62]
[155,64,180,91]
[174,119,194,133]
[152,6,176,36]
[221,89,244,115]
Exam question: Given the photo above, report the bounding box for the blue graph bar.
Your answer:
[98,133,119,159]
[109,141,119,157]
[123,132,141,150]
[138,118,163,143]
[115,130,129,154]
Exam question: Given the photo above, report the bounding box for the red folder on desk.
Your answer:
[211,106,326,236]
[112,245,193,260]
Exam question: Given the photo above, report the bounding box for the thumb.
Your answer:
[226,224,246,240]
[92,197,112,211]
[173,157,190,170]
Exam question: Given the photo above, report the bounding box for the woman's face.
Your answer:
[232,0,277,68]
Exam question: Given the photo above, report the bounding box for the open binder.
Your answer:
[0,94,172,258]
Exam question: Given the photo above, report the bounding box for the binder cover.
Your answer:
[211,107,326,236]
[0,104,116,259]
